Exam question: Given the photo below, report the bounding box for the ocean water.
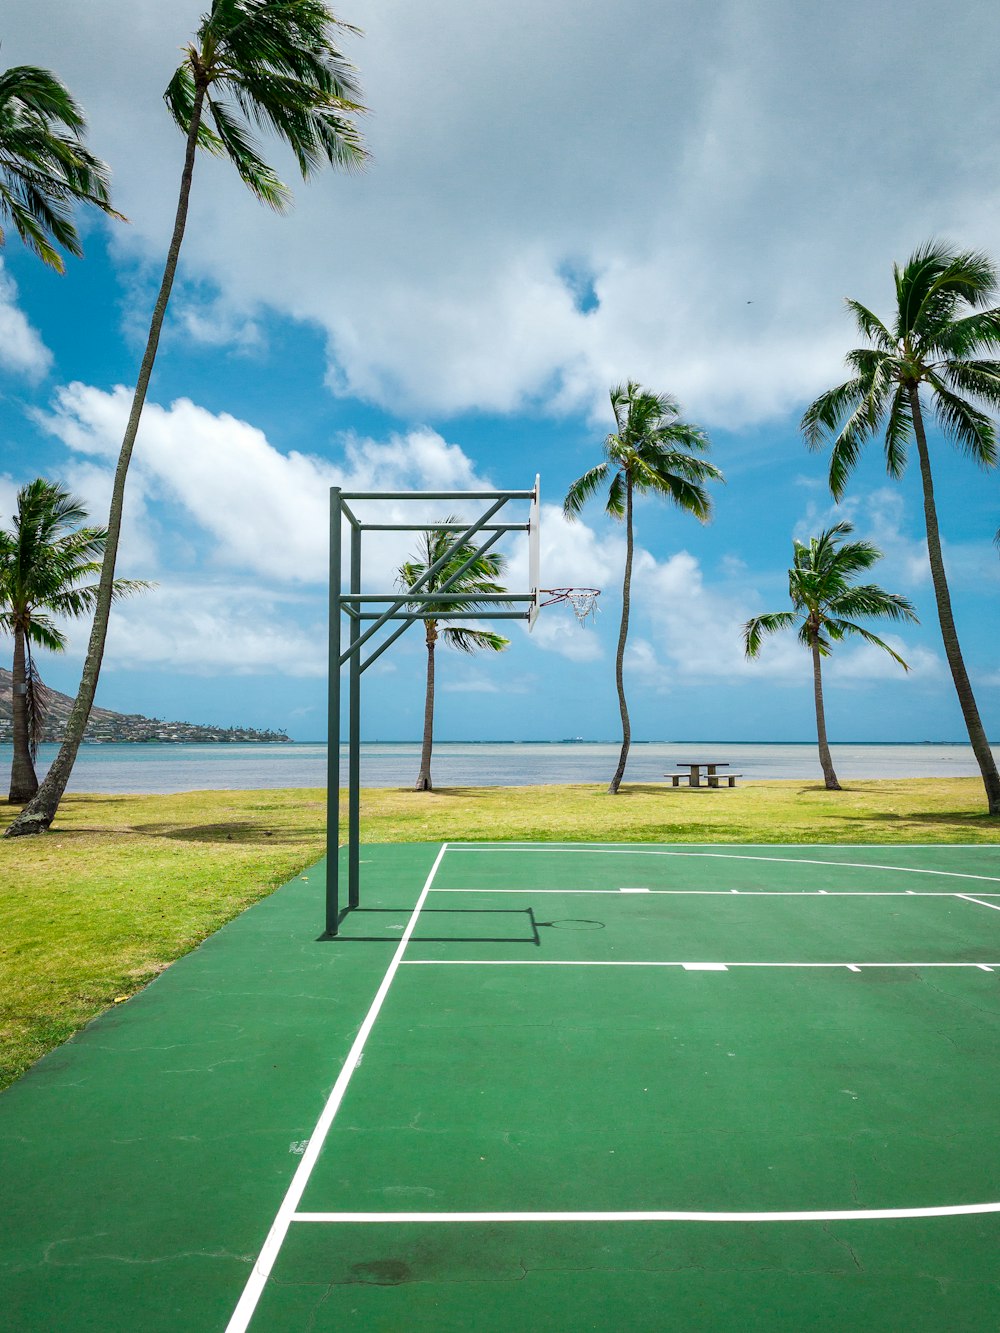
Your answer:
[2,740,996,794]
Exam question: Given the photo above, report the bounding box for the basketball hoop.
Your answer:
[540,587,601,624]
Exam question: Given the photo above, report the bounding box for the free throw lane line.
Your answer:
[224,843,449,1333]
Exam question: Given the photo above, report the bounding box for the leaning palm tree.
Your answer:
[6,0,367,837]
[398,524,510,792]
[564,381,722,794]
[0,62,123,270]
[743,522,918,790]
[802,241,1000,814]
[0,480,148,802]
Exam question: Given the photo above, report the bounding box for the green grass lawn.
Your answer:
[1,778,998,1090]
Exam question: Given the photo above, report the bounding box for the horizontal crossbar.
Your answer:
[337,489,536,500]
[341,592,535,603]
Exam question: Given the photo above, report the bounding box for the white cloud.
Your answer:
[794,487,1000,597]
[102,581,327,677]
[441,673,531,695]
[34,383,509,585]
[170,297,265,354]
[826,640,942,685]
[10,0,1000,426]
[627,543,939,689]
[0,261,51,380]
[33,386,623,663]
[0,475,21,528]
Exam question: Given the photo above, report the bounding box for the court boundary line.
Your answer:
[958,894,1000,913]
[449,842,998,850]
[291,1201,1000,1224]
[429,887,1000,897]
[401,959,999,970]
[224,843,447,1333]
[443,846,1000,884]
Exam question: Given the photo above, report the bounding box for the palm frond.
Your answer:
[396,520,510,617]
[605,468,626,520]
[170,0,369,209]
[827,585,918,623]
[440,626,510,654]
[936,309,1000,359]
[800,376,868,450]
[941,359,1000,414]
[23,648,51,761]
[23,614,66,652]
[164,62,226,152]
[928,378,999,466]
[824,618,910,670]
[205,94,291,209]
[844,299,895,351]
[631,457,714,521]
[0,63,122,269]
[881,382,912,480]
[742,611,799,658]
[769,522,914,671]
[563,463,610,519]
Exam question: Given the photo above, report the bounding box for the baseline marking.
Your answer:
[293,1201,1000,1224]
[224,843,448,1333]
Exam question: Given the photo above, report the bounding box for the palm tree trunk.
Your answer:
[8,626,38,804]
[810,634,841,790]
[415,626,436,792]
[908,385,1000,815]
[4,84,207,837]
[608,476,634,794]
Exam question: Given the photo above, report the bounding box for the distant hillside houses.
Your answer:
[0,669,290,744]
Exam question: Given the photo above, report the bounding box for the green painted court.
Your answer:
[3,842,1000,1330]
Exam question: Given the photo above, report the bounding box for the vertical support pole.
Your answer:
[348,521,362,909]
[326,487,342,936]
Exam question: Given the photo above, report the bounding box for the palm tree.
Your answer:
[398,524,510,792]
[564,381,722,794]
[743,522,918,790]
[0,62,123,270]
[6,0,367,837]
[802,240,1000,814]
[0,480,148,802]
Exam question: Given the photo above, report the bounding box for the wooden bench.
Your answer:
[666,772,743,788]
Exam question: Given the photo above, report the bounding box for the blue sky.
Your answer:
[1,0,998,744]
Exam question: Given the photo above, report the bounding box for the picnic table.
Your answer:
[667,762,741,788]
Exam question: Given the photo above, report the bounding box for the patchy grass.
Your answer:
[355,777,1000,846]
[1,779,997,1089]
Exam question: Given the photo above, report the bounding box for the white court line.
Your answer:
[957,894,1000,913]
[429,888,1000,898]
[451,842,997,850]
[402,959,1000,970]
[224,843,448,1333]
[445,847,1000,884]
[293,1202,1000,1224]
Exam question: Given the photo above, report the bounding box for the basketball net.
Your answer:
[540,587,601,624]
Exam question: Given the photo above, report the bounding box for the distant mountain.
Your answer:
[0,668,291,744]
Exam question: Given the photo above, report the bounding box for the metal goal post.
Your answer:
[325,480,540,935]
